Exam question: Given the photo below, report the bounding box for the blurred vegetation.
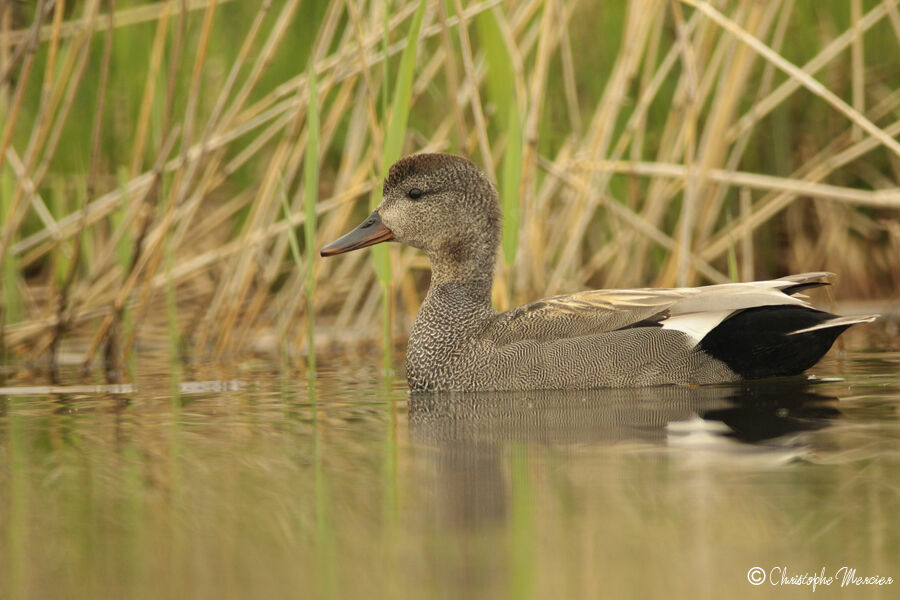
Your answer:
[0,0,898,380]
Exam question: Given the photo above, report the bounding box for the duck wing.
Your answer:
[484,272,849,345]
[465,272,877,389]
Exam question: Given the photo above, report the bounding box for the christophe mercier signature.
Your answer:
[747,566,894,590]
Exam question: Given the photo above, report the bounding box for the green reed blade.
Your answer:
[114,167,134,271]
[475,9,521,266]
[165,224,182,380]
[502,102,523,266]
[281,189,303,288]
[381,0,390,124]
[475,9,515,130]
[304,65,319,373]
[371,0,427,285]
[727,243,739,283]
[311,378,337,599]
[370,0,427,366]
[113,170,136,379]
[726,211,739,282]
[50,178,69,287]
[1,167,23,327]
[509,443,535,600]
[382,0,426,171]
[6,409,27,600]
[279,182,301,364]
[160,175,182,383]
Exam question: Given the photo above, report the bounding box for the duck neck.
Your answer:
[426,234,497,307]
[407,240,496,390]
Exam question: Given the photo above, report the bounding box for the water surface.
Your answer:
[1,346,899,599]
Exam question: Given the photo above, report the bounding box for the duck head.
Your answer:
[321,153,501,269]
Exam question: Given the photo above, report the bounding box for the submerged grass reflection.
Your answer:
[5,406,25,600]
[311,377,338,600]
[509,444,535,600]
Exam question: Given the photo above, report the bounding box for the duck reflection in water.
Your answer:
[408,379,840,526]
[405,380,841,590]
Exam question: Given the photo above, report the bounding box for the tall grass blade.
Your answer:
[304,65,319,373]
[381,0,426,169]
[509,443,535,600]
[50,178,69,286]
[372,0,427,364]
[6,410,27,599]
[502,102,523,266]
[476,8,522,266]
[311,379,337,599]
[165,221,182,381]
[75,180,93,276]
[280,184,302,348]
[726,212,739,283]
[475,9,515,130]
[1,167,23,327]
[114,168,134,271]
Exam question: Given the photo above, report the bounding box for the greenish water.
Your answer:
[1,347,899,599]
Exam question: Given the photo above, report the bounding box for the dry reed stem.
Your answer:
[452,0,497,183]
[555,0,581,136]
[587,160,900,207]
[9,0,502,264]
[79,130,179,369]
[681,0,900,156]
[547,0,662,293]
[670,0,700,287]
[888,0,900,43]
[45,0,115,380]
[437,0,467,148]
[602,8,696,209]
[0,0,98,266]
[241,67,351,346]
[213,0,304,142]
[692,0,774,245]
[699,115,900,264]
[202,3,342,353]
[4,149,56,236]
[0,0,54,83]
[708,0,793,217]
[128,0,169,176]
[851,0,864,143]
[40,0,65,97]
[0,1,49,175]
[539,155,729,284]
[0,0,233,45]
[170,0,218,201]
[345,0,385,167]
[520,0,556,275]
[727,0,894,144]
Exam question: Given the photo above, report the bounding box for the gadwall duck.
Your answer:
[322,153,877,391]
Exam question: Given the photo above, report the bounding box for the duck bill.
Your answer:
[321,211,395,257]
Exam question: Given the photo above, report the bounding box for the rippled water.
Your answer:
[1,343,899,599]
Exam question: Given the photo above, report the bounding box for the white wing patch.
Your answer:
[660,310,735,345]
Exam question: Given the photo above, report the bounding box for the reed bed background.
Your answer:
[0,0,898,381]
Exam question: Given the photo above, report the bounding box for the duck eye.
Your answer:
[407,188,423,200]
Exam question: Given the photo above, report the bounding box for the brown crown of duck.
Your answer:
[321,154,501,285]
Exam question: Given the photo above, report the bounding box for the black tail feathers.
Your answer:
[699,306,851,379]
